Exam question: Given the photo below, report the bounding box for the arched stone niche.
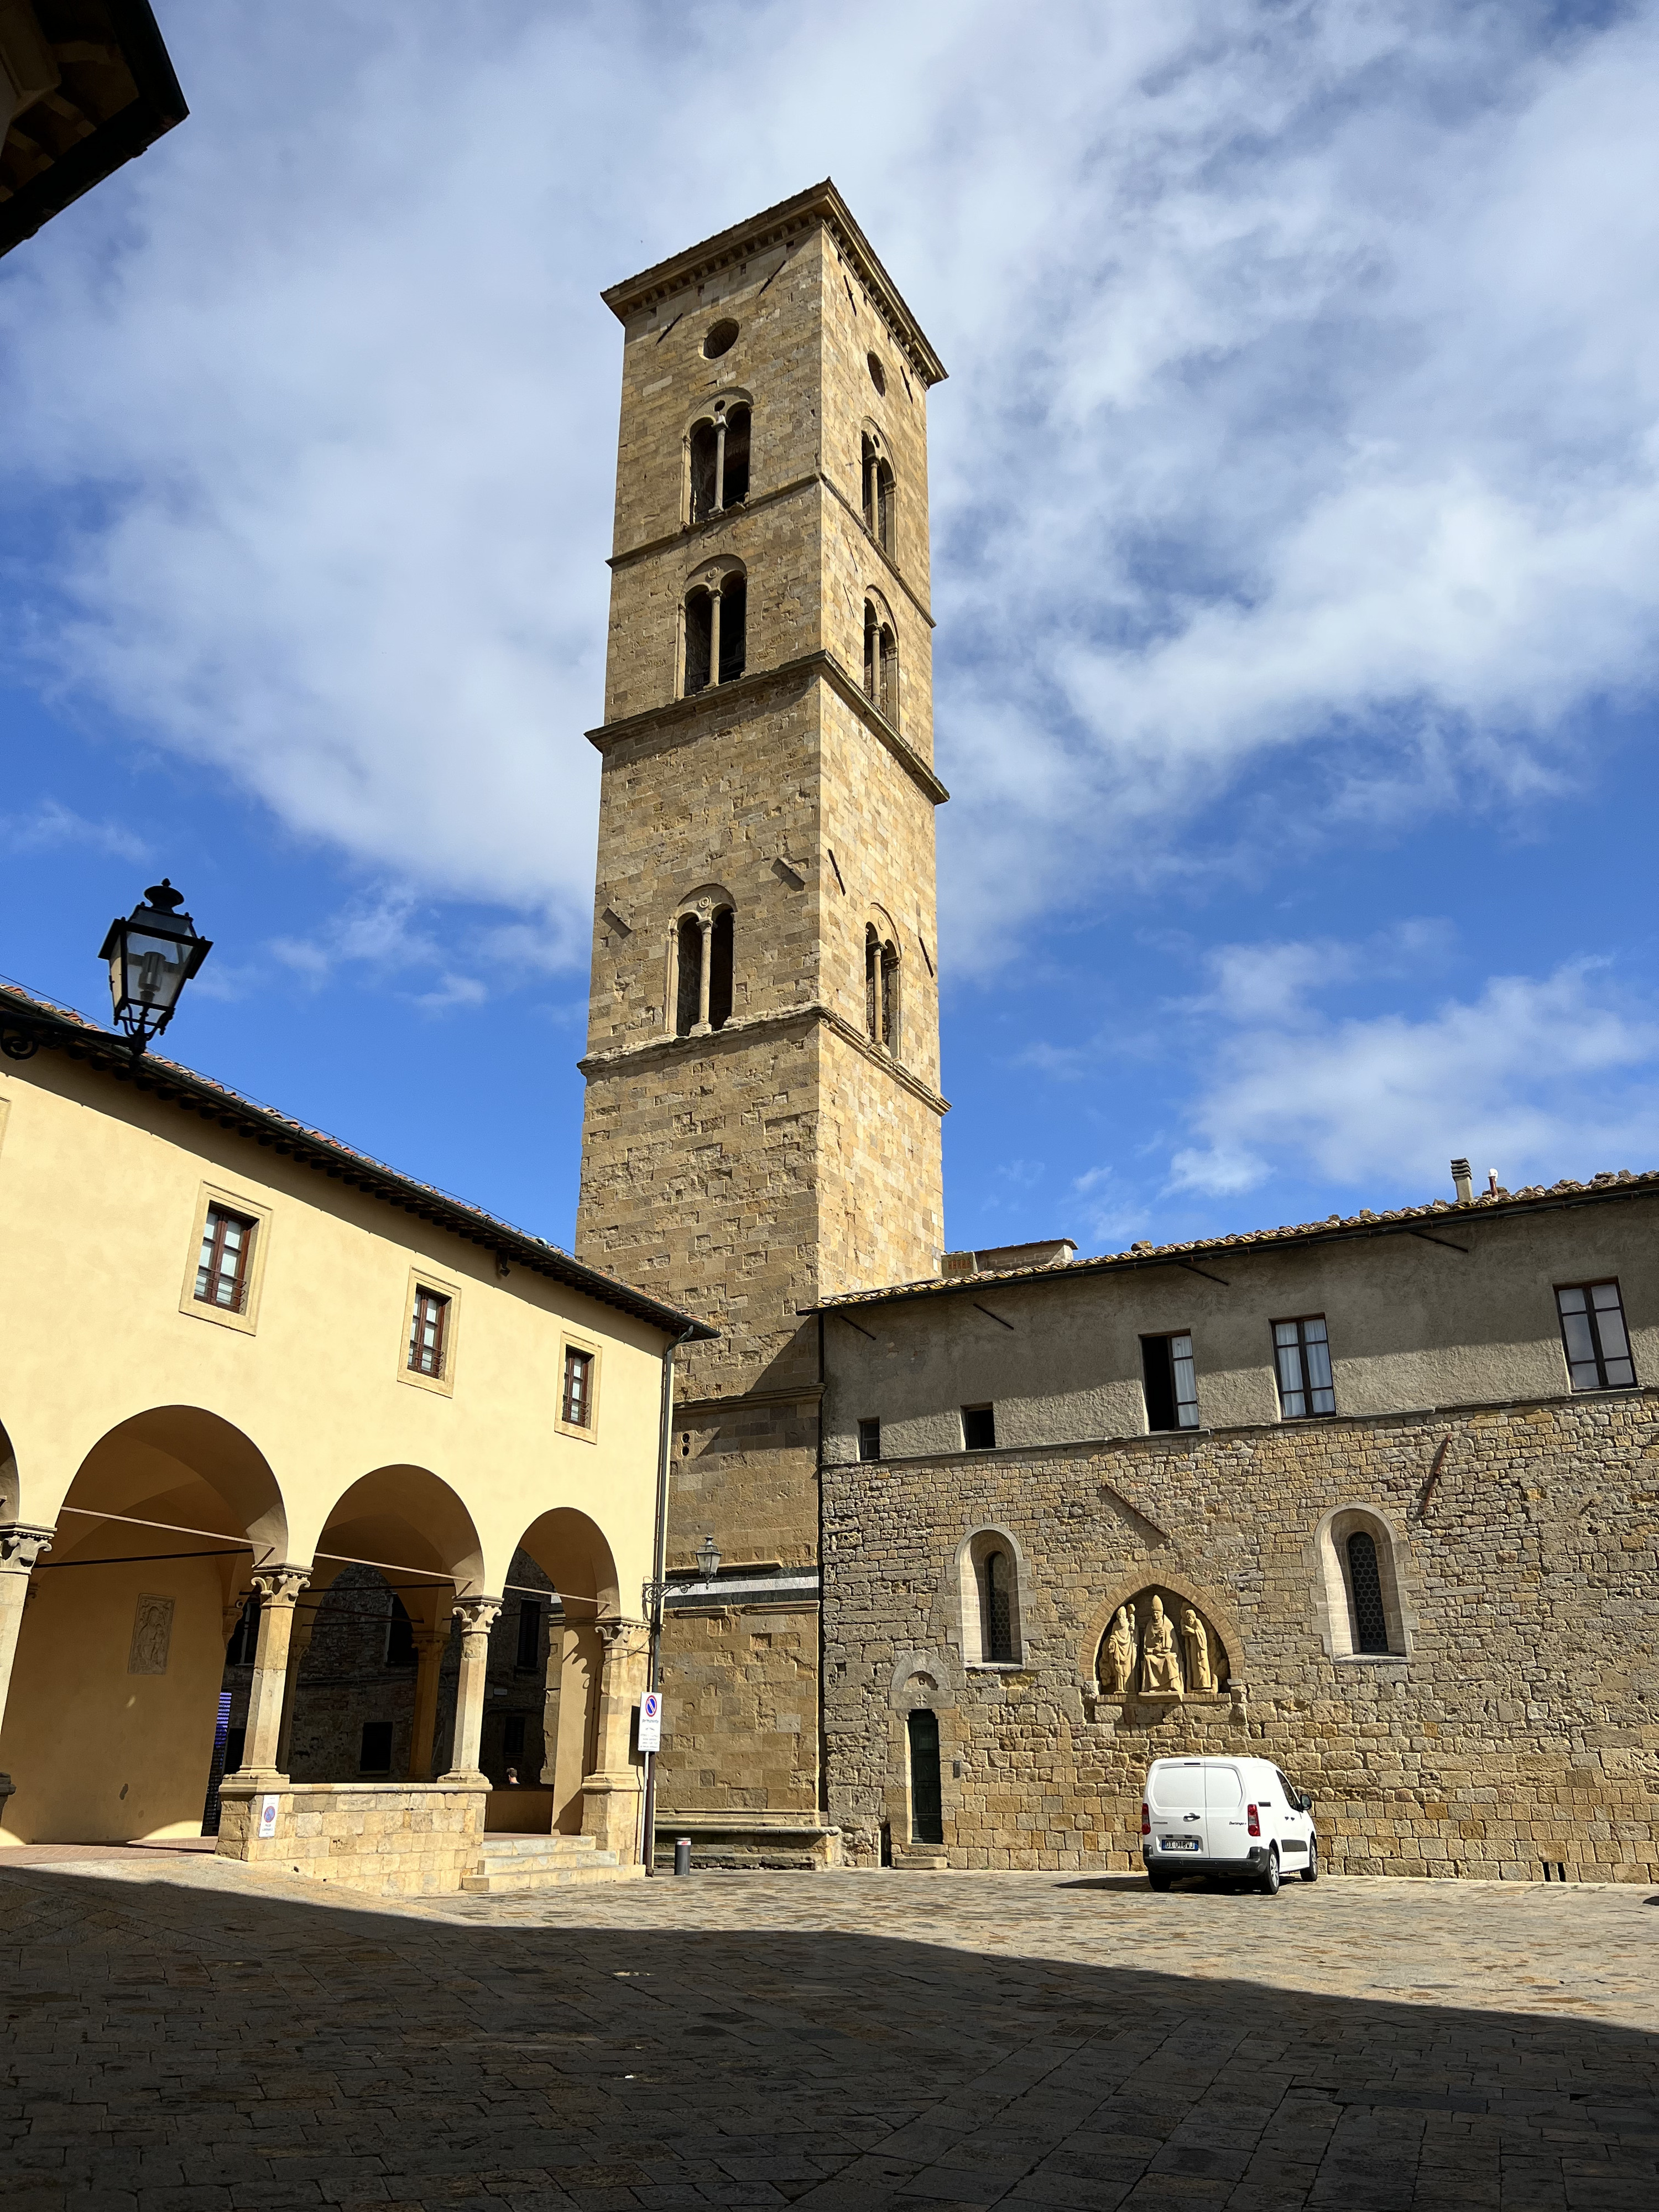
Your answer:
[1094,1586,1230,1704]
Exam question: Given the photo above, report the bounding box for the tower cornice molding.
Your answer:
[602,179,947,390]
[578,1001,950,1119]
[607,470,936,633]
[587,649,950,808]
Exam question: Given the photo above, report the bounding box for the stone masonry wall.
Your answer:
[823,1390,1659,1880]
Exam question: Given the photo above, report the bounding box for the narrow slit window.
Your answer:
[863,601,879,703]
[562,1345,593,1427]
[684,587,712,694]
[515,1598,543,1671]
[385,1596,415,1668]
[858,1417,881,1462]
[1141,1334,1199,1431]
[196,1203,256,1313]
[675,914,703,1036]
[982,1549,1014,1662]
[880,938,900,1052]
[879,623,899,727]
[689,421,718,522]
[962,1404,997,1451]
[1345,1531,1391,1652]
[708,908,734,1029]
[1273,1314,1335,1418]
[1556,1281,1636,1391]
[722,405,750,505]
[409,1288,450,1378]
[717,577,747,684]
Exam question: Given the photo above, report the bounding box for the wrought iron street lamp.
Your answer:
[98,879,211,1053]
[696,1533,721,1582]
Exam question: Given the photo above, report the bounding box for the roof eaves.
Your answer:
[814,1171,1659,1312]
[0,980,716,1343]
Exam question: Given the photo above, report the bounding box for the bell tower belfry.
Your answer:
[573,181,948,1850]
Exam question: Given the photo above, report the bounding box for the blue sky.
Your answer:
[3,0,1658,1261]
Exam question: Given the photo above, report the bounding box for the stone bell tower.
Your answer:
[573,181,948,1852]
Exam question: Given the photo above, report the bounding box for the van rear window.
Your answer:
[1206,1766,1243,1809]
[1150,1765,1203,1811]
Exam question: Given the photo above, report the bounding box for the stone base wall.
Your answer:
[216,1779,488,1896]
[823,1392,1659,1881]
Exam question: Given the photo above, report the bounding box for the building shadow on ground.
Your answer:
[1,1864,1655,2211]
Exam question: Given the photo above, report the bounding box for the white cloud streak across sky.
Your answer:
[2,1,1657,1211]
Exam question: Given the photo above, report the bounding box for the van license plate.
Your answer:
[1161,1837,1199,1851]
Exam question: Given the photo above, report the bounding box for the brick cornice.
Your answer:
[586,649,949,806]
[579,1000,949,1118]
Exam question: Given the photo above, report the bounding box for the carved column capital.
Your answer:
[453,1596,503,1637]
[0,1525,55,1573]
[249,1566,310,1608]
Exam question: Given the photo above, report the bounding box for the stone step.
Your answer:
[478,1833,601,1858]
[461,1832,640,1893]
[460,1859,645,1893]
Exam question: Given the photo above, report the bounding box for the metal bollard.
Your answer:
[673,1836,692,1877]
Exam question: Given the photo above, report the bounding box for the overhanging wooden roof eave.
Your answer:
[0,983,716,1344]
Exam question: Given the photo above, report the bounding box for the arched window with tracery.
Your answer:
[1316,1506,1409,1661]
[862,432,895,554]
[673,901,735,1039]
[958,1528,1024,1667]
[683,569,747,698]
[690,401,752,524]
[864,923,900,1055]
[863,599,899,727]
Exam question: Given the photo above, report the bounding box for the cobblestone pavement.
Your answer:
[3,1854,1657,2212]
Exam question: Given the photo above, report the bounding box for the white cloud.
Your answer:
[0,799,147,862]
[1170,949,1659,1197]
[2,1,1658,978]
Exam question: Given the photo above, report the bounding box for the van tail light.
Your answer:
[1141,1802,1150,1836]
[1247,1803,1261,1838]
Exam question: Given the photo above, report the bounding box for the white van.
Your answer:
[1142,1756,1318,1894]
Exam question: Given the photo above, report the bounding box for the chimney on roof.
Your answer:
[1450,1157,1473,1206]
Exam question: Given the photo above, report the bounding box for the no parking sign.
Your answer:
[638,1692,662,1752]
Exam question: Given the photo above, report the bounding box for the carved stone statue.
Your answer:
[1180,1605,1214,1693]
[1140,1595,1183,1696]
[1101,1606,1136,1697]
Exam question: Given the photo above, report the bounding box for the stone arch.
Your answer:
[510,1507,638,1847]
[669,882,737,1038]
[686,388,754,521]
[860,422,895,551]
[1,1406,291,1845]
[952,1524,1027,1667]
[1081,1568,1245,1700]
[1312,1502,1413,1660]
[863,902,901,1056]
[682,555,747,696]
[862,587,899,727]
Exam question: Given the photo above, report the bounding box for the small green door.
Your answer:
[907,1708,943,1844]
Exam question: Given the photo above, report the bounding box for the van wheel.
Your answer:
[1256,1848,1280,1897]
[1147,1867,1172,1892]
[1300,1840,1319,1884]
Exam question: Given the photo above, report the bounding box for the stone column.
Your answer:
[440,1597,501,1782]
[0,1525,54,1817]
[692,912,714,1036]
[239,1568,310,1785]
[707,584,722,690]
[580,1620,649,1858]
[274,1598,322,1775]
[406,1621,450,1781]
[538,1611,566,1787]
[713,414,727,513]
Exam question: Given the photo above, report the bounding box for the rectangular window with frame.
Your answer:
[1556,1281,1636,1391]
[408,1287,449,1378]
[196,1203,257,1313]
[858,1417,881,1462]
[384,1597,415,1668]
[515,1598,543,1672]
[1141,1333,1199,1431]
[562,1346,593,1427]
[1273,1314,1336,1419]
[962,1404,997,1451]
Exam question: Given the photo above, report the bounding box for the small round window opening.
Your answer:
[703,319,739,360]
[867,350,887,396]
